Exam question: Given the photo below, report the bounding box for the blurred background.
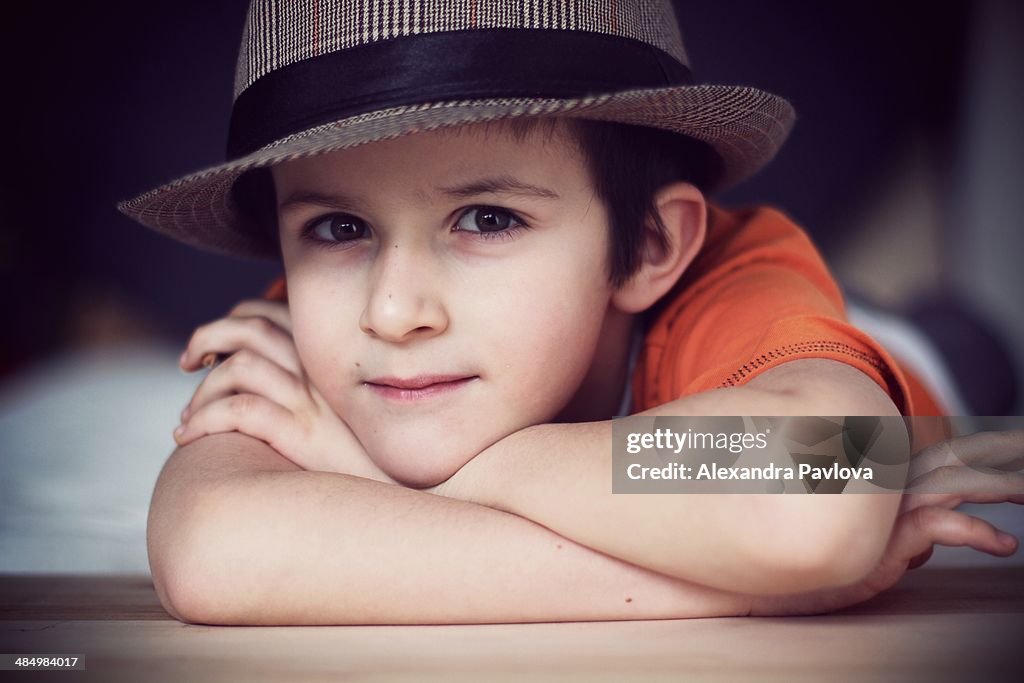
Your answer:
[1,0,1021,574]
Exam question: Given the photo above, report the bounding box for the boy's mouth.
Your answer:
[364,375,478,401]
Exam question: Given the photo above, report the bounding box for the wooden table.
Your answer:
[1,568,1021,682]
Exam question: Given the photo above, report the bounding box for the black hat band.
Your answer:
[227,28,692,159]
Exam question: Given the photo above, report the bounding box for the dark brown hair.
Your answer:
[233,118,720,287]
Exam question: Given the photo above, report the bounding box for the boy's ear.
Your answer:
[611,182,706,314]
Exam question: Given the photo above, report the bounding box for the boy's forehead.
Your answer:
[272,118,586,194]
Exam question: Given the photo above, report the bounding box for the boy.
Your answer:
[121,1,1020,624]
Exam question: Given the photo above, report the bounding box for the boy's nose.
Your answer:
[359,243,448,343]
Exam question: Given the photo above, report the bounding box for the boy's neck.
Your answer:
[553,310,637,424]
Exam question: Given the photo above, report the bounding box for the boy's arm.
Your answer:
[149,431,753,625]
[434,359,905,595]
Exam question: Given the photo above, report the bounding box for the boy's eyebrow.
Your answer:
[277,191,361,213]
[437,175,561,201]
[278,174,560,212]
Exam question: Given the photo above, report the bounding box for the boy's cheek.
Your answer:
[293,338,360,398]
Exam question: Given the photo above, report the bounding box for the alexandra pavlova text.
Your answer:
[626,462,875,481]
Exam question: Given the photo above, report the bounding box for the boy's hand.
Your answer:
[748,430,1024,616]
[175,299,398,484]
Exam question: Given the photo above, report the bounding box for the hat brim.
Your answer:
[118,84,794,260]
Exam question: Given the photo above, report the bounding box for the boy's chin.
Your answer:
[364,435,486,489]
[378,456,466,490]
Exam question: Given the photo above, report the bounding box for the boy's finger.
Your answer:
[906,546,934,570]
[893,506,1019,562]
[181,315,302,375]
[181,350,308,422]
[173,393,295,451]
[227,299,293,332]
[900,466,1024,513]
[909,430,1024,479]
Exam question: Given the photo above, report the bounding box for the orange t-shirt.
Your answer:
[261,204,944,419]
[630,204,943,418]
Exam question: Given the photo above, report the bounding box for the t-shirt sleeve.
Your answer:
[632,205,915,415]
[262,275,288,302]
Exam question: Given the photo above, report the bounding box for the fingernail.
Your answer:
[179,351,188,367]
[173,424,185,439]
[998,532,1017,547]
[180,406,191,422]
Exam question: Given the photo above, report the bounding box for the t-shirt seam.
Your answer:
[718,340,890,386]
[717,340,907,413]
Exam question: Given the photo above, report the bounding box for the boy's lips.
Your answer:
[364,375,478,401]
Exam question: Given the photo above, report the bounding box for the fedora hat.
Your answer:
[118,0,795,259]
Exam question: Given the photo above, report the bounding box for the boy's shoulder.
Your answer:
[634,204,916,416]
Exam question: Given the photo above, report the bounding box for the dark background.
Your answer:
[3,0,1020,411]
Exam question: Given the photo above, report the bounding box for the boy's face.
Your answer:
[273,121,620,486]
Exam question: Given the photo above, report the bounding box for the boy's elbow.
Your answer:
[729,493,897,593]
[148,471,243,624]
[776,531,886,593]
[149,493,251,625]
[148,493,223,625]
[147,435,296,624]
[765,494,899,592]
[151,553,209,625]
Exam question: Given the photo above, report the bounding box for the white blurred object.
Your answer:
[0,345,197,574]
[847,301,970,416]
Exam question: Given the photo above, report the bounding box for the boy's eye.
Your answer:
[455,207,520,233]
[309,214,369,242]
[317,216,374,242]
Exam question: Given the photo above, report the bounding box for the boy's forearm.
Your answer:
[438,360,903,595]
[149,432,752,625]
